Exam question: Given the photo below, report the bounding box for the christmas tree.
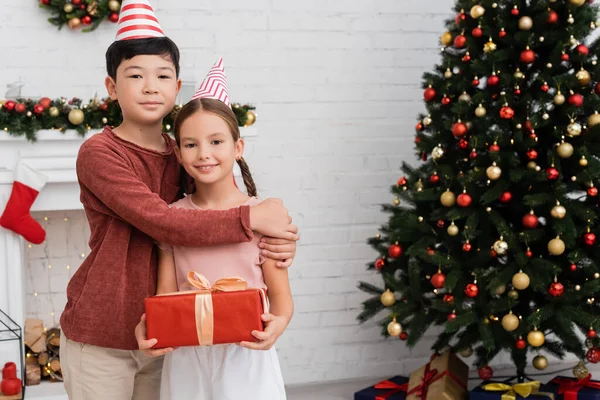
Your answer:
[358,0,600,380]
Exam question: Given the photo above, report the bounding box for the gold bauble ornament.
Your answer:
[486,162,502,180]
[580,156,588,167]
[527,161,538,170]
[387,318,402,337]
[513,271,530,290]
[441,32,453,46]
[495,285,506,295]
[568,14,575,24]
[508,289,519,300]
[87,1,99,16]
[470,5,485,19]
[444,68,453,79]
[447,222,459,236]
[68,17,81,29]
[423,116,432,126]
[108,0,121,11]
[548,236,565,255]
[102,117,108,124]
[393,197,400,206]
[554,92,565,105]
[567,120,582,137]
[570,0,586,6]
[557,142,574,159]
[514,69,524,80]
[68,109,85,125]
[432,145,444,160]
[519,16,533,30]
[573,361,589,380]
[381,289,396,307]
[440,190,456,207]
[589,112,600,127]
[475,104,487,117]
[64,3,74,13]
[244,110,256,126]
[527,329,545,347]
[576,69,591,85]
[459,92,471,102]
[533,355,548,370]
[551,204,566,219]
[459,347,473,357]
[49,107,59,117]
[502,312,520,331]
[484,39,497,53]
[493,239,508,255]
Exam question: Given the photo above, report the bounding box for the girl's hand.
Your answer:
[135,314,177,357]
[259,237,297,268]
[239,313,288,350]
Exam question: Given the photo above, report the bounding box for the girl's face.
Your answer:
[176,110,244,186]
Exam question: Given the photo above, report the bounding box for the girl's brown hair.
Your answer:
[173,98,257,197]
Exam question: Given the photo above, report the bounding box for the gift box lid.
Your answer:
[543,375,600,400]
[470,380,555,399]
[354,376,409,400]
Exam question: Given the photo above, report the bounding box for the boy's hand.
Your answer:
[135,314,176,357]
[250,199,298,241]
[238,313,288,351]
[259,237,296,268]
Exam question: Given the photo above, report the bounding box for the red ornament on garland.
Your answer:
[548,281,564,297]
[414,136,421,144]
[424,87,436,102]
[561,53,570,62]
[454,35,467,48]
[40,0,50,4]
[72,0,82,4]
[447,312,457,321]
[465,283,479,298]
[569,93,584,107]
[584,232,596,246]
[589,329,597,338]
[100,102,109,111]
[109,12,119,23]
[463,242,472,252]
[399,332,408,341]
[520,48,535,64]
[547,10,558,24]
[452,122,468,137]
[577,44,590,56]
[457,193,472,207]
[472,27,483,38]
[4,100,16,111]
[415,122,424,131]
[430,174,440,184]
[455,12,466,24]
[388,244,403,258]
[478,365,494,380]
[546,167,559,180]
[431,272,446,289]
[499,191,512,203]
[443,294,454,304]
[33,104,44,115]
[500,106,515,119]
[526,149,538,160]
[589,187,598,197]
[39,97,52,109]
[587,348,600,363]
[81,15,92,25]
[516,338,527,349]
[397,177,407,186]
[522,213,539,229]
[375,258,385,271]
[441,96,451,105]
[15,103,26,113]
[459,139,469,149]
[488,74,499,86]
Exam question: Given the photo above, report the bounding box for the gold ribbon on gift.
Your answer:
[483,381,554,400]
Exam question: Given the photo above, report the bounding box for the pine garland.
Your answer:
[39,0,122,32]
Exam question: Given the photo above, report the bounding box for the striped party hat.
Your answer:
[191,58,231,107]
[115,0,165,41]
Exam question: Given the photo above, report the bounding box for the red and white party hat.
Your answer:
[191,58,231,107]
[115,0,165,41]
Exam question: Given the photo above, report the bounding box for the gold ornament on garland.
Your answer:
[441,32,453,46]
[67,18,81,30]
[380,289,396,307]
[589,112,600,127]
[48,106,59,117]
[41,0,121,31]
[387,318,402,337]
[570,0,586,6]
[108,0,121,11]
[68,109,85,125]
[244,110,256,126]
[63,3,73,13]
[533,355,548,370]
[573,361,589,380]
[87,1,99,17]
[470,5,485,19]
[459,347,473,357]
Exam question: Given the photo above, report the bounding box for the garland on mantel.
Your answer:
[0,97,256,142]
[39,0,122,32]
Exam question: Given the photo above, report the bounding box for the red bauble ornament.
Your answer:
[458,139,469,149]
[589,187,598,197]
[4,100,16,111]
[514,88,521,96]
[40,0,50,4]
[525,120,533,132]
[520,49,535,64]
[596,83,600,95]
[561,53,570,62]
[415,136,421,144]
[472,27,483,38]
[72,0,82,4]
[500,106,515,119]
[586,348,600,363]
[437,220,445,228]
[516,338,527,349]
[463,242,472,252]
[399,332,408,341]
[569,93,584,107]
[478,365,494,380]
[526,249,533,257]
[443,294,454,304]
[431,272,446,289]
[388,244,403,258]
[427,247,435,256]
[526,149,538,160]
[452,122,468,137]
[455,12,466,24]
[470,150,477,159]
[462,53,471,62]
[424,87,436,102]
[454,35,467,48]
[15,103,26,113]
[421,152,427,161]
[541,84,549,92]
[522,213,539,229]
[465,283,479,298]
[584,232,596,246]
[489,143,500,152]
[589,329,597,338]
[488,74,499,86]
[570,264,577,272]
[100,102,109,111]
[499,191,512,203]
[546,167,559,180]
[577,44,590,56]
[499,28,507,38]
[38,97,52,109]
[547,10,558,24]
[472,78,480,86]
[397,177,407,186]
[511,7,519,16]
[109,12,119,23]
[415,122,424,131]
[430,174,439,184]
[375,258,385,271]
[490,249,497,258]
[441,96,451,105]
[548,281,564,297]
[81,15,92,25]
[33,104,44,115]
[457,193,472,207]
[447,312,457,321]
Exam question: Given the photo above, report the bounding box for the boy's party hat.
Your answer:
[115,0,165,41]
[191,58,231,107]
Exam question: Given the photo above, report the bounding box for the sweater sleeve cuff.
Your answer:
[240,205,253,240]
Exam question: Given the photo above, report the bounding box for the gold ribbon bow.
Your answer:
[483,381,553,400]
[185,271,248,292]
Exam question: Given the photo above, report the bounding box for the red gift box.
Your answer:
[145,272,267,348]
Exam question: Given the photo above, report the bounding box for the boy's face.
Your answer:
[105,54,181,126]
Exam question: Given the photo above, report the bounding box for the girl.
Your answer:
[142,60,293,400]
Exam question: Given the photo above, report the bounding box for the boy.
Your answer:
[59,2,298,399]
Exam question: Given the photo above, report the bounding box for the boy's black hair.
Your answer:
[105,37,180,80]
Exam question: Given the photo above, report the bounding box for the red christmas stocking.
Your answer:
[0,162,48,244]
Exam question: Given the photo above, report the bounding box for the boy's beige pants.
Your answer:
[60,333,163,400]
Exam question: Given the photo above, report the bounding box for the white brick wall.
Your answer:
[1,0,460,385]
